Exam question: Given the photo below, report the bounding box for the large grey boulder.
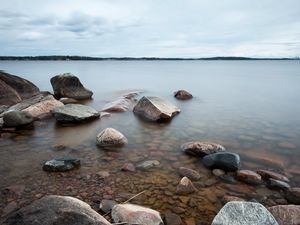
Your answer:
[133,96,180,122]
[212,201,278,225]
[3,110,33,127]
[50,73,93,99]
[51,104,100,123]
[0,71,40,106]
[181,141,226,157]
[96,128,128,147]
[1,195,111,225]
[112,203,163,225]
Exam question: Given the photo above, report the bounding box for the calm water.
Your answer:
[0,60,300,223]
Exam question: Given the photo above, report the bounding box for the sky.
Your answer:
[0,0,300,58]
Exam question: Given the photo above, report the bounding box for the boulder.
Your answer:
[96,128,128,147]
[285,187,300,204]
[257,169,289,183]
[174,90,193,100]
[51,104,99,123]
[236,170,262,185]
[102,92,139,112]
[43,157,80,172]
[112,203,163,225]
[0,71,40,106]
[133,96,180,122]
[268,205,300,225]
[181,141,226,157]
[202,152,240,172]
[176,177,197,195]
[1,195,111,225]
[50,73,93,99]
[178,167,201,181]
[211,201,278,225]
[3,110,33,127]
[136,160,160,170]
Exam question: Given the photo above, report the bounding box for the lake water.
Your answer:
[0,60,300,224]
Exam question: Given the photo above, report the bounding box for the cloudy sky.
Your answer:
[1,0,300,57]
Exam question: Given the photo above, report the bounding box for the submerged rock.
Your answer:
[257,169,290,182]
[267,178,290,190]
[202,152,240,172]
[112,203,163,225]
[1,195,111,225]
[43,157,80,172]
[133,96,180,122]
[285,187,300,204]
[212,169,225,177]
[174,90,193,100]
[51,104,99,123]
[268,205,300,225]
[121,163,136,172]
[96,128,128,147]
[176,177,197,195]
[181,141,226,157]
[136,160,160,170]
[236,170,262,185]
[178,167,201,181]
[3,110,33,127]
[211,201,278,225]
[0,71,40,106]
[50,73,93,99]
[102,92,139,112]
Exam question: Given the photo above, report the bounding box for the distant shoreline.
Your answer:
[0,56,299,61]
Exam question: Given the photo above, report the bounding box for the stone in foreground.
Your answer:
[43,157,80,172]
[202,152,240,172]
[112,203,163,225]
[181,141,226,157]
[178,167,201,181]
[50,73,93,99]
[96,128,128,147]
[1,195,111,225]
[51,104,99,123]
[3,110,33,127]
[133,96,180,122]
[268,205,300,225]
[176,177,197,195]
[174,90,193,100]
[211,201,278,225]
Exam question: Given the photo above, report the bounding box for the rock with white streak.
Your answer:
[96,128,128,147]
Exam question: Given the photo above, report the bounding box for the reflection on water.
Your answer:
[0,60,300,223]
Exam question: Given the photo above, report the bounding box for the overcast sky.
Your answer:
[1,0,300,57]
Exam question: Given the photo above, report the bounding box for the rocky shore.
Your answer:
[0,71,299,225]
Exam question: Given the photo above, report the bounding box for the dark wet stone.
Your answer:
[267,178,290,190]
[3,110,33,127]
[219,174,237,184]
[163,212,183,225]
[268,205,300,225]
[181,141,226,157]
[285,187,300,204]
[99,199,117,214]
[50,73,93,99]
[257,169,290,182]
[133,96,180,122]
[43,157,80,172]
[174,90,193,100]
[178,167,201,181]
[176,177,197,195]
[236,170,262,185]
[202,152,240,172]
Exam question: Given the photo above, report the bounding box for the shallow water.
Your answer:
[0,60,300,224]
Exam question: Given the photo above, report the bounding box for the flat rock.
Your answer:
[0,71,40,106]
[133,96,180,122]
[136,160,160,170]
[178,167,201,181]
[176,177,197,195]
[43,157,80,172]
[267,178,290,190]
[202,152,241,172]
[112,203,163,225]
[174,90,193,100]
[96,128,128,147]
[236,170,262,185]
[211,201,278,225]
[51,104,99,123]
[3,110,33,127]
[256,169,289,182]
[1,195,111,225]
[181,141,226,157]
[268,205,300,225]
[285,187,300,204]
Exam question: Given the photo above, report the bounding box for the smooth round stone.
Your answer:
[178,167,201,181]
[202,152,240,172]
[3,110,33,127]
[174,90,193,100]
[43,157,80,172]
[96,128,128,147]
[236,170,262,185]
[181,141,226,157]
[212,169,225,177]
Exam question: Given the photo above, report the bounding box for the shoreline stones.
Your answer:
[43,157,80,172]
[50,73,93,99]
[96,128,128,147]
[136,160,160,170]
[174,90,193,100]
[102,92,139,112]
[181,141,226,157]
[121,163,136,172]
[133,96,180,122]
[211,201,279,225]
[268,205,300,225]
[176,177,197,195]
[3,110,33,127]
[236,170,262,185]
[51,104,100,123]
[267,178,290,190]
[112,203,163,225]
[256,169,289,183]
[285,187,300,204]
[202,152,240,172]
[178,167,201,181]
